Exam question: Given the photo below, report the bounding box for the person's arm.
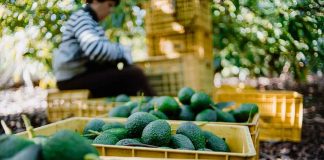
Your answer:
[72,14,125,62]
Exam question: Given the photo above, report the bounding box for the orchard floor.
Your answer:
[0,78,323,160]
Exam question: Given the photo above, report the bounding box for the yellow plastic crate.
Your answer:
[47,89,90,122]
[146,30,213,59]
[135,55,214,96]
[17,117,256,160]
[213,90,303,142]
[145,0,212,36]
[98,113,259,157]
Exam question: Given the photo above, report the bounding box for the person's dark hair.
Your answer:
[86,0,120,6]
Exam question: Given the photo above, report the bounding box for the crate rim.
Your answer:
[214,90,303,98]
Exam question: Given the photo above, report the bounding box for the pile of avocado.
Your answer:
[83,115,230,152]
[108,87,259,123]
[0,117,99,160]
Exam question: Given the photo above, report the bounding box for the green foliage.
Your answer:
[0,0,145,80]
[0,0,322,83]
[212,0,323,80]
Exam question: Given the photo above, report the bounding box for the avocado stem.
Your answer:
[153,103,158,112]
[1,120,12,135]
[22,114,35,139]
[82,133,98,137]
[88,130,101,135]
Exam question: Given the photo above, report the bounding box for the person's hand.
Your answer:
[123,46,133,65]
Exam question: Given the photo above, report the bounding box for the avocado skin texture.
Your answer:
[203,131,230,152]
[179,105,195,121]
[0,135,34,159]
[6,144,42,160]
[103,128,128,140]
[115,94,130,102]
[178,87,195,105]
[125,112,158,138]
[195,109,217,121]
[190,92,212,112]
[149,110,169,120]
[83,119,105,139]
[102,122,125,131]
[92,132,119,145]
[141,120,171,147]
[155,96,180,119]
[42,130,98,160]
[169,134,195,150]
[215,109,236,122]
[233,103,259,122]
[176,122,206,150]
[109,105,131,118]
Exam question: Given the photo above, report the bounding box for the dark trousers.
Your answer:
[57,64,156,98]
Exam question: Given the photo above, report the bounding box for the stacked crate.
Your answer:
[135,55,213,96]
[145,0,212,59]
[140,0,213,96]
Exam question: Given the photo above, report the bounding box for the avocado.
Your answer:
[7,144,42,160]
[93,132,119,145]
[115,94,130,102]
[178,87,195,105]
[102,122,125,131]
[149,110,169,120]
[195,109,217,121]
[233,103,259,122]
[190,92,212,112]
[130,106,140,114]
[42,130,98,160]
[0,135,34,159]
[176,122,205,150]
[125,112,158,137]
[139,96,153,103]
[215,109,236,122]
[86,139,93,144]
[125,101,138,111]
[83,119,105,139]
[103,128,128,140]
[140,103,154,112]
[131,103,154,114]
[179,105,195,121]
[156,96,180,119]
[214,102,235,110]
[203,131,230,152]
[141,120,171,146]
[169,134,195,150]
[109,105,131,118]
[116,139,142,146]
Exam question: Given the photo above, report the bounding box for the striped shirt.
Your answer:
[53,5,129,81]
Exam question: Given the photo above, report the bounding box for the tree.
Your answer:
[212,0,323,81]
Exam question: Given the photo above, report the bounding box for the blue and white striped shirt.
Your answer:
[53,5,128,81]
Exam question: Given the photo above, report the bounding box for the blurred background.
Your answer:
[0,0,323,89]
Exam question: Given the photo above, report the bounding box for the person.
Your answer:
[53,0,155,97]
